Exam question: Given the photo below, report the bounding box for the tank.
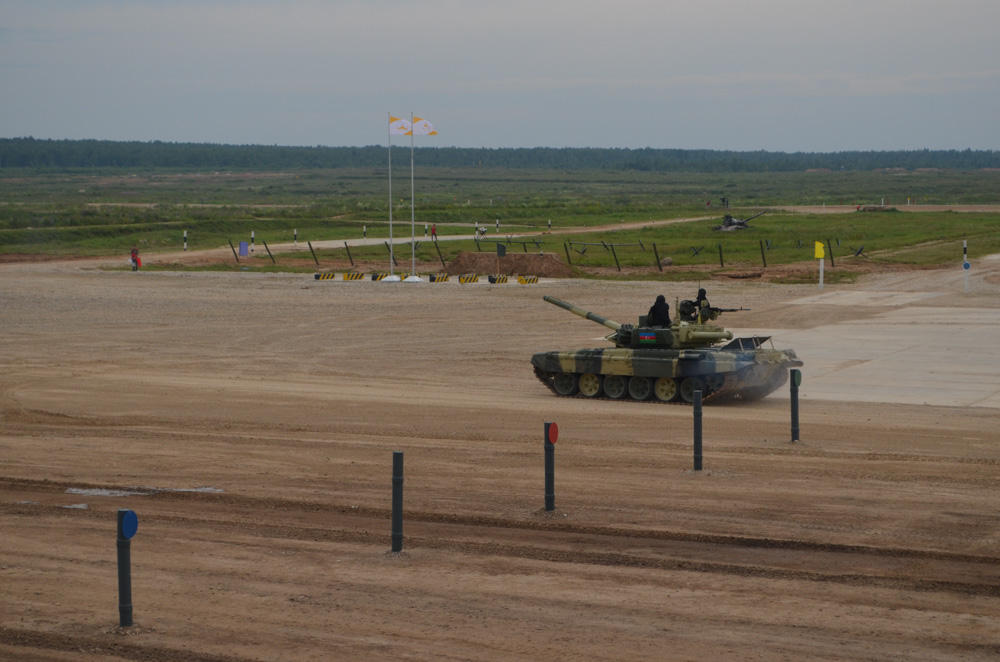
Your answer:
[531,296,803,404]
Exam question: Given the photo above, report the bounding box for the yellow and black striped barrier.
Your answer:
[429,274,449,282]
[343,272,365,281]
[371,272,389,281]
[458,274,479,284]
[518,275,539,284]
[488,274,509,284]
[314,272,337,281]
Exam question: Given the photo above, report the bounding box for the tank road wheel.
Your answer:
[578,373,602,397]
[628,376,652,401]
[705,374,725,393]
[602,375,627,399]
[679,376,706,403]
[653,377,678,402]
[553,372,579,396]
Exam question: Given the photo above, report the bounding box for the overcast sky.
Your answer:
[3,0,998,151]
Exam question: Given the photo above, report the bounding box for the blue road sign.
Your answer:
[963,261,971,270]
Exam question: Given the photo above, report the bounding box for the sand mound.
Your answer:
[447,251,573,277]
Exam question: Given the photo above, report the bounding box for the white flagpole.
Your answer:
[387,112,395,276]
[410,112,416,277]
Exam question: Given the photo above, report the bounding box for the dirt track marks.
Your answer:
[5,477,998,598]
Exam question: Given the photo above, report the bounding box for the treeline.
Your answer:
[2,137,999,172]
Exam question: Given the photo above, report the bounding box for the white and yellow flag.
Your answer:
[389,115,411,135]
[411,117,438,136]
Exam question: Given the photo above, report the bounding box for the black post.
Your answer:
[344,241,355,267]
[693,390,703,471]
[790,369,801,442]
[116,509,137,627]
[262,239,276,264]
[563,242,572,266]
[307,241,319,266]
[610,244,621,271]
[384,241,399,266]
[391,451,404,552]
[718,243,725,268]
[434,239,447,269]
[826,238,835,268]
[544,422,556,511]
[227,239,240,264]
[759,239,767,268]
[652,242,663,272]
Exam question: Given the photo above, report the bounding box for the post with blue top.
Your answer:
[790,369,802,442]
[116,509,138,627]
[693,391,703,471]
[963,240,970,292]
[544,422,558,511]
[391,451,404,552]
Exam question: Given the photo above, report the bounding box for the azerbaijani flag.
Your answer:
[639,331,656,343]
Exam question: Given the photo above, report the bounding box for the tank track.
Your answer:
[532,366,788,405]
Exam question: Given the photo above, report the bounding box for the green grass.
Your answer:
[2,167,997,271]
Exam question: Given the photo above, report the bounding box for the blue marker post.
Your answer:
[116,509,138,627]
[963,240,971,292]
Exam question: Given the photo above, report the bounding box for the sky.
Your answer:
[2,0,999,151]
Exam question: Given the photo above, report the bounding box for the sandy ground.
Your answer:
[2,253,1000,661]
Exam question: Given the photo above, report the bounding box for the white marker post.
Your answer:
[963,240,970,292]
[815,241,825,290]
[251,230,255,253]
[183,229,188,251]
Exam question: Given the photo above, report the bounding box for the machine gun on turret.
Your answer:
[677,299,750,323]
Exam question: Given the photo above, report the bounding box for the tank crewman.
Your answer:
[694,288,711,322]
[647,294,671,327]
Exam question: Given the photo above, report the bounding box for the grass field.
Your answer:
[2,168,998,273]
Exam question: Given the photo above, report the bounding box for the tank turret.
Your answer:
[543,295,733,350]
[532,296,802,404]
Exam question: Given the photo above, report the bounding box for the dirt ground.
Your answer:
[2,253,999,661]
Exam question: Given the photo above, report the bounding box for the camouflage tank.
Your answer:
[531,296,802,403]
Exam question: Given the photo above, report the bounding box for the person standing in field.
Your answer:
[130,247,139,271]
[431,223,437,240]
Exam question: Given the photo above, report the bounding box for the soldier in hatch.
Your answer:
[647,294,671,327]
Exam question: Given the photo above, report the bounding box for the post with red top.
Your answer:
[544,422,558,511]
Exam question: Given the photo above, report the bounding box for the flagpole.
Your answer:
[410,111,416,277]
[387,112,394,277]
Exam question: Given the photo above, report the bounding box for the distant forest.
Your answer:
[2,137,999,172]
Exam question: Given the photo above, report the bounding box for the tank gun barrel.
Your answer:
[543,296,622,331]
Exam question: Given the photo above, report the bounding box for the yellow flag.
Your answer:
[814,241,825,259]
